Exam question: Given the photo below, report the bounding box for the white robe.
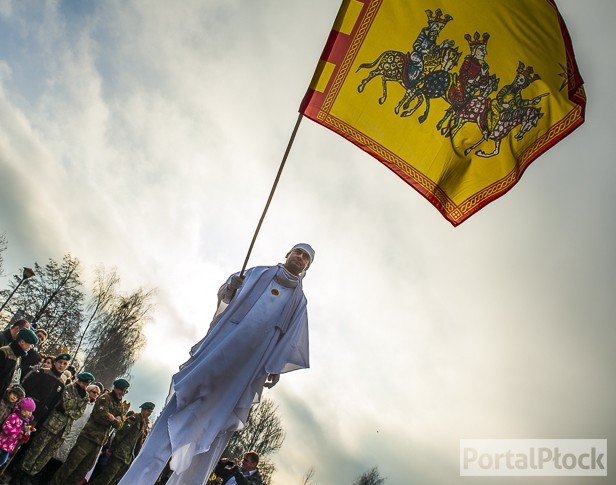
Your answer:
[119,264,310,485]
[53,401,95,463]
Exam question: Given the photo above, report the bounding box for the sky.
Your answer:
[0,1,614,484]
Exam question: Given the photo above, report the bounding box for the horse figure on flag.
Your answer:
[436,73,499,139]
[436,32,497,135]
[394,44,462,122]
[356,42,459,107]
[464,61,548,158]
[356,8,453,105]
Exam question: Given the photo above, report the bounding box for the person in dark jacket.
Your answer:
[18,328,48,382]
[0,329,38,393]
[214,452,264,485]
[16,372,95,482]
[0,320,31,348]
[21,353,71,425]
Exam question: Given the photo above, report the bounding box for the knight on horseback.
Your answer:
[486,61,544,137]
[464,61,547,158]
[437,32,496,137]
[405,8,453,87]
[356,8,453,106]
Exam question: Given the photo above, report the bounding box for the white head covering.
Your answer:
[287,243,315,268]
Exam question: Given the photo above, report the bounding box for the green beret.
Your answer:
[77,372,95,382]
[18,328,38,345]
[55,353,71,362]
[113,378,130,390]
[139,401,155,410]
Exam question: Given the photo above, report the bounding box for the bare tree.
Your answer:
[0,233,7,276]
[0,254,84,352]
[301,467,316,485]
[82,287,154,386]
[220,398,286,484]
[225,398,285,458]
[353,466,386,485]
[72,267,120,358]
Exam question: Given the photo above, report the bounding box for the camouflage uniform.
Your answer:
[0,342,26,393]
[90,412,150,485]
[21,366,67,424]
[49,390,128,485]
[19,382,89,476]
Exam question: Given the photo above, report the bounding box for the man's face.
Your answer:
[113,387,129,400]
[428,22,443,38]
[241,455,257,472]
[54,359,69,373]
[17,339,33,352]
[141,408,154,418]
[474,44,487,60]
[76,379,90,390]
[284,248,311,276]
[35,332,46,345]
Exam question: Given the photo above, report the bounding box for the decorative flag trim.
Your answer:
[301,0,586,226]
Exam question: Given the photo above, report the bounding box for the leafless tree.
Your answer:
[0,233,7,276]
[301,467,316,485]
[72,267,120,358]
[225,398,285,458]
[220,398,286,484]
[0,254,84,352]
[82,286,154,386]
[353,466,386,485]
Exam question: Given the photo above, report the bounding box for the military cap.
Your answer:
[55,353,71,362]
[18,328,39,345]
[77,372,95,382]
[113,378,130,390]
[139,401,156,410]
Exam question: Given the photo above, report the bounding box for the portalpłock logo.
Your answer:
[460,439,607,476]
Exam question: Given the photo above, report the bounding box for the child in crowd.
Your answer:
[0,385,26,424]
[0,396,36,466]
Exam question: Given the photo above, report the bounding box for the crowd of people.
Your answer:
[0,319,156,485]
[0,244,313,485]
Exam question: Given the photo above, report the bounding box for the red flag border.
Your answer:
[300,0,587,226]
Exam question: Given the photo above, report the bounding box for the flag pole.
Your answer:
[239,112,304,276]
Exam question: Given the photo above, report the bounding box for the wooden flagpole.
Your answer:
[239,113,304,276]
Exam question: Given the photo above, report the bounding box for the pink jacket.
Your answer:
[0,412,30,453]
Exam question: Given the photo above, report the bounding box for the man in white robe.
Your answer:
[118,244,314,485]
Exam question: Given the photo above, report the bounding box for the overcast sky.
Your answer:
[0,1,614,483]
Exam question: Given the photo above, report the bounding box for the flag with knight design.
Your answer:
[300,0,586,226]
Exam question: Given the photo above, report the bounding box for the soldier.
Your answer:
[21,353,71,424]
[90,402,155,485]
[0,329,38,393]
[49,378,130,485]
[18,328,48,382]
[0,320,31,348]
[14,372,95,484]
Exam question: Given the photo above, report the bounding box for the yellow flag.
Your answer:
[300,0,585,226]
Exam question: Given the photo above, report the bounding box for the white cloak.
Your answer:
[118,264,309,485]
